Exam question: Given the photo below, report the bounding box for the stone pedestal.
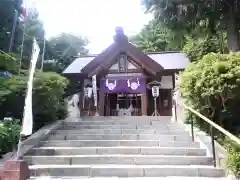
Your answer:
[0,160,30,180]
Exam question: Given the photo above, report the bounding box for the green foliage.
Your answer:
[182,34,228,62]
[0,76,27,122]
[0,0,22,51]
[0,53,19,73]
[181,52,240,131]
[131,20,185,52]
[46,33,89,72]
[180,52,240,175]
[18,8,46,69]
[0,72,69,130]
[224,139,240,177]
[142,0,240,52]
[0,119,21,155]
[32,72,69,129]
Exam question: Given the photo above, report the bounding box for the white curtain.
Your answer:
[84,87,93,98]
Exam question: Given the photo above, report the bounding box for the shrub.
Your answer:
[33,72,69,129]
[0,53,19,74]
[180,52,240,133]
[225,139,240,177]
[0,72,69,131]
[180,52,240,176]
[0,119,21,155]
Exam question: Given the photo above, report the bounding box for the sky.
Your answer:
[34,0,152,53]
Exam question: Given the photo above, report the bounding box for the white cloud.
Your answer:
[36,0,152,53]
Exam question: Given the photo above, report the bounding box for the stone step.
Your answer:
[29,165,225,177]
[28,147,207,156]
[58,124,183,130]
[71,116,172,122]
[29,176,228,180]
[24,155,213,166]
[62,121,182,126]
[52,129,189,135]
[48,134,192,141]
[63,120,178,126]
[39,140,200,148]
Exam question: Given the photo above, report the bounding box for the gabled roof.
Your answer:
[63,52,190,74]
[81,28,164,77]
[63,27,190,75]
[80,43,120,75]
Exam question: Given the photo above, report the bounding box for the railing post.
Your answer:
[190,113,194,142]
[210,125,217,167]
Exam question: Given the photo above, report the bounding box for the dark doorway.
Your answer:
[104,93,141,116]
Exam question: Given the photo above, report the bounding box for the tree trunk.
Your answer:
[226,4,240,52]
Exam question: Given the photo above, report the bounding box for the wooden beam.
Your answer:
[79,84,84,116]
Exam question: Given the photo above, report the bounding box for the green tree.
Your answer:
[182,33,228,62]
[0,0,24,51]
[131,20,185,52]
[45,33,89,72]
[17,7,46,69]
[142,0,240,52]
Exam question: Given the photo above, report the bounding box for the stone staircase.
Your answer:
[25,117,226,179]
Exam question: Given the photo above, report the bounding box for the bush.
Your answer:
[225,139,240,177]
[0,119,21,155]
[0,53,19,74]
[0,72,69,131]
[32,72,69,130]
[180,52,240,132]
[180,52,240,176]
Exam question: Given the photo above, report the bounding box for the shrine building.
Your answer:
[63,27,190,117]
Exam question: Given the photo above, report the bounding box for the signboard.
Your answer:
[152,86,159,97]
[92,75,97,107]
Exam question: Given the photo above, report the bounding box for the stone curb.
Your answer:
[17,120,64,158]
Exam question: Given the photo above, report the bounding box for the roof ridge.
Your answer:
[146,51,182,55]
[73,51,183,58]
[74,54,98,58]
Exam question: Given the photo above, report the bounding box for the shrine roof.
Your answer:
[62,51,190,74]
[63,27,190,75]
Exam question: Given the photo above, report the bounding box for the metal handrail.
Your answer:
[176,100,240,167]
[180,102,240,145]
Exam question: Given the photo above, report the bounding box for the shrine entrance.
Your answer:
[100,77,146,116]
[104,93,142,116]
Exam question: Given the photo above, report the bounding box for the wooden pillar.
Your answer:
[99,90,105,116]
[78,83,84,116]
[141,93,147,116]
